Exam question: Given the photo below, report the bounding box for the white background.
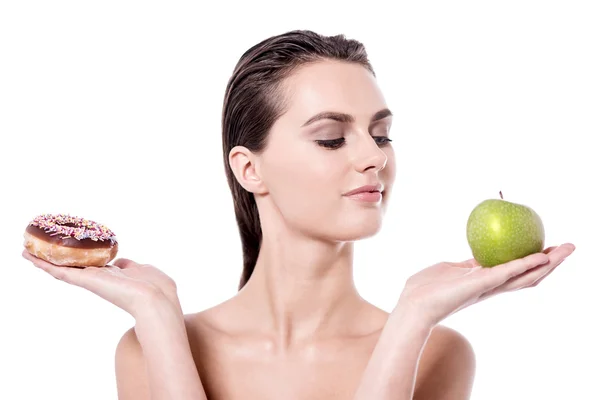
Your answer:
[1,1,598,399]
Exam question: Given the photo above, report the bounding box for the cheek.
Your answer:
[266,150,343,223]
[260,145,388,240]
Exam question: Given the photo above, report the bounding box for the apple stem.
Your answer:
[499,190,503,200]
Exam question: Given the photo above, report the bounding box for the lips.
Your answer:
[343,184,384,196]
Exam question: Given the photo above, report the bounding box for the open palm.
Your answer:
[399,243,575,326]
[22,250,180,317]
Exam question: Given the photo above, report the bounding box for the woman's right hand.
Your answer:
[397,243,576,327]
[22,250,181,319]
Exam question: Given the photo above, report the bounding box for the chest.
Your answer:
[191,336,377,400]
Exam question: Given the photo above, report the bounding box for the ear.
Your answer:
[229,146,268,194]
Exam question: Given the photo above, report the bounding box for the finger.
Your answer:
[471,251,550,291]
[528,243,575,287]
[478,261,552,300]
[451,247,556,269]
[548,243,576,259]
[112,258,139,269]
[543,246,558,254]
[22,250,86,284]
[478,243,575,299]
[528,259,564,287]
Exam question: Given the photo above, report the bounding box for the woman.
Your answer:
[23,29,575,400]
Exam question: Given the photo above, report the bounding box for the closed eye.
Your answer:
[315,136,392,150]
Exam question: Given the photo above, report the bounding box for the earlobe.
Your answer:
[229,146,267,194]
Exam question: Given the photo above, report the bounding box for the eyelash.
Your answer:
[315,136,393,150]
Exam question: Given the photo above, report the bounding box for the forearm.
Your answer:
[353,301,433,400]
[134,298,207,400]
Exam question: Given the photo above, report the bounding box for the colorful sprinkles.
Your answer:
[29,213,117,243]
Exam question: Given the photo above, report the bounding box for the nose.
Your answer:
[352,134,388,173]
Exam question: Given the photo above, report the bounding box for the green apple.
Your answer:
[466,191,545,267]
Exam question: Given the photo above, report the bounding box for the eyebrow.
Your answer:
[301,108,393,127]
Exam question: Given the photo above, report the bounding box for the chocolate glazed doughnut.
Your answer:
[23,214,118,267]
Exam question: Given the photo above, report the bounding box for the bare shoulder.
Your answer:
[414,324,476,399]
[115,326,150,399]
[114,313,207,399]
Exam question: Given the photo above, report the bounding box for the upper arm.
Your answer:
[115,327,150,400]
[413,325,476,400]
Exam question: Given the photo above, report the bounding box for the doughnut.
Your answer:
[23,213,118,267]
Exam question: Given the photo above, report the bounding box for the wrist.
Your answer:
[133,297,187,344]
[392,296,436,334]
[132,290,183,322]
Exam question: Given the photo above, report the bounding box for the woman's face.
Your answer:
[254,60,396,242]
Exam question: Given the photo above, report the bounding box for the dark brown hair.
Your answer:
[221,29,375,290]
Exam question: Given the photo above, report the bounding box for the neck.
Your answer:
[235,229,365,348]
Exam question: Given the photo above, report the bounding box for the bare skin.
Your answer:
[172,60,470,398]
[175,59,471,398]
[25,243,573,400]
[22,59,576,399]
[180,299,474,399]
